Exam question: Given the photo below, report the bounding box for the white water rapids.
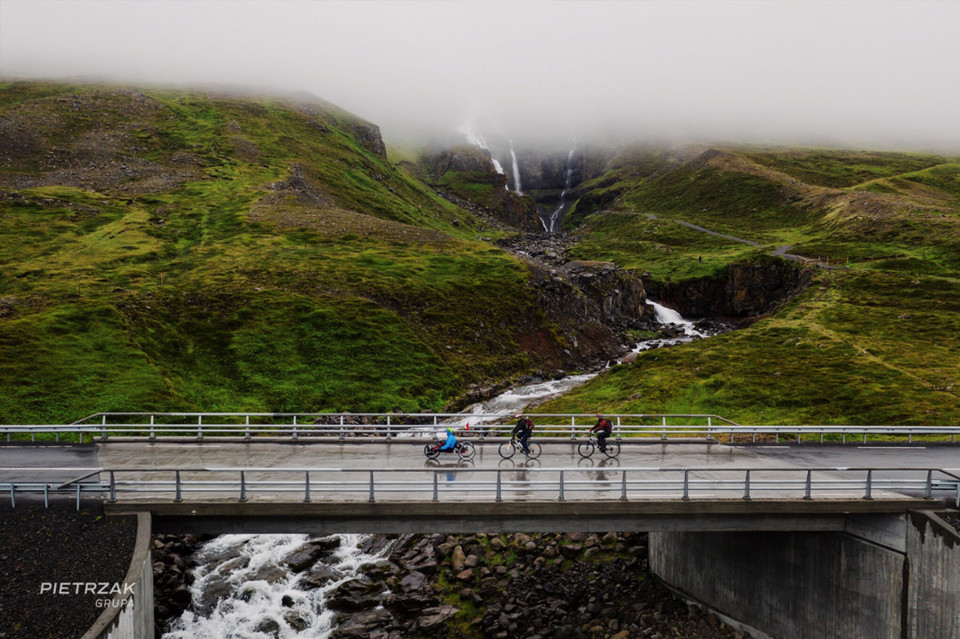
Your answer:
[163,300,709,638]
[164,534,390,639]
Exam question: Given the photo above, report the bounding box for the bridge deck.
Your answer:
[107,498,930,534]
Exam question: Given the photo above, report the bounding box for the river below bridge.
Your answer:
[159,301,718,638]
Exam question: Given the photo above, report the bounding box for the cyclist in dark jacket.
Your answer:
[591,413,613,452]
[512,414,534,453]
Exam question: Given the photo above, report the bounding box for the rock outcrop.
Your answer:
[520,259,657,372]
[644,257,810,318]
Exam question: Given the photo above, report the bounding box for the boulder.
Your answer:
[327,577,383,612]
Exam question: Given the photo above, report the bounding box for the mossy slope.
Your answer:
[0,82,549,423]
[545,146,960,424]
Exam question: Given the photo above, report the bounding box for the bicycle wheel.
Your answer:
[525,442,542,459]
[498,441,516,459]
[458,441,476,461]
[424,443,440,459]
[602,440,621,458]
[577,441,595,458]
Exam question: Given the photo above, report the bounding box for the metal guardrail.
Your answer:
[5,466,960,508]
[3,412,959,443]
[4,412,736,442]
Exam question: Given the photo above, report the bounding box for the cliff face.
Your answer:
[427,145,496,177]
[420,146,543,232]
[643,257,810,318]
[523,260,655,370]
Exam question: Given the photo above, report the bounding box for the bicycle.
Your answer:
[498,436,542,460]
[424,440,476,461]
[577,434,620,459]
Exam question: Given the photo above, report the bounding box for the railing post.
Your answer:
[820,432,824,444]
[245,415,251,440]
[9,484,14,508]
[174,471,182,502]
[197,415,203,440]
[682,469,690,500]
[433,472,439,502]
[558,470,565,501]
[924,470,933,499]
[368,471,375,502]
[864,470,873,500]
[862,432,866,444]
[239,471,247,502]
[149,415,155,440]
[804,470,812,500]
[496,470,502,502]
[620,470,628,501]
[43,483,49,508]
[109,471,117,503]
[292,415,298,440]
[743,470,751,500]
[570,417,576,440]
[616,416,622,440]
[386,415,392,440]
[339,416,345,440]
[304,471,311,503]
[661,416,667,441]
[908,432,912,444]
[75,483,81,510]
[101,414,107,440]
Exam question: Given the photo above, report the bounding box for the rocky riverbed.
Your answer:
[155,531,747,639]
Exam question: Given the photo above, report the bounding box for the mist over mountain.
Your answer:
[2,1,960,153]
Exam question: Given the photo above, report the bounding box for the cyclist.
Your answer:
[591,413,613,452]
[438,427,457,452]
[511,414,534,454]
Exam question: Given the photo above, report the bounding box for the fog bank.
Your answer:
[2,0,959,151]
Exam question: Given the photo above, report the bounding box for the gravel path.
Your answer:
[0,501,136,639]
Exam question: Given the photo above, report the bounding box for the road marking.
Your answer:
[858,446,926,450]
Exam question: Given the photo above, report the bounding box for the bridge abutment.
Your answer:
[649,511,960,639]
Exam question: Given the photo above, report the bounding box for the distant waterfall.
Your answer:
[457,122,505,179]
[547,146,576,232]
[509,139,522,195]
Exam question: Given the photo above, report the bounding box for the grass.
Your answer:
[0,82,560,423]
[742,148,950,189]
[542,146,960,425]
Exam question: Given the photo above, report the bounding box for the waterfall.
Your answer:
[632,301,708,352]
[509,139,522,195]
[547,146,576,232]
[457,121,505,179]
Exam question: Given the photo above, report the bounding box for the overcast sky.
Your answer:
[2,0,959,151]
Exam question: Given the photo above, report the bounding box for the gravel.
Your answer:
[0,501,136,639]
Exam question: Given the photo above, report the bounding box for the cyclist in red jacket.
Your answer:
[591,413,613,452]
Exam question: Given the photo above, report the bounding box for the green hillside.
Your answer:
[544,146,960,425]
[0,82,559,423]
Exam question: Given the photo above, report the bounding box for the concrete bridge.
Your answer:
[3,415,960,639]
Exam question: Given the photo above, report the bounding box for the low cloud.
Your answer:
[2,0,959,152]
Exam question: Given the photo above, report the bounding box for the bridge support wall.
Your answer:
[649,512,960,639]
[81,512,154,639]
